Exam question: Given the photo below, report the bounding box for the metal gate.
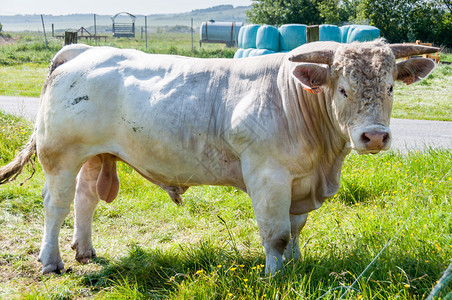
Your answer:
[112,12,136,38]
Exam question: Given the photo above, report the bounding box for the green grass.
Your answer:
[0,63,48,97]
[0,111,451,299]
[392,54,452,121]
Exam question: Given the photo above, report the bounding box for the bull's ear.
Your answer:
[292,64,329,94]
[396,58,436,85]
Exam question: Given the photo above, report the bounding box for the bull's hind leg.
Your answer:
[39,168,79,274]
[71,156,102,263]
[71,154,120,263]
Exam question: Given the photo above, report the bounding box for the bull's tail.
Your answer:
[0,131,37,184]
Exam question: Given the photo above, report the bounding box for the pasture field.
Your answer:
[0,32,451,121]
[0,111,451,299]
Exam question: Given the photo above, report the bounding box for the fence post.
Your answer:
[307,25,319,43]
[191,17,194,51]
[94,14,97,43]
[41,14,48,48]
[145,16,148,49]
[64,31,78,45]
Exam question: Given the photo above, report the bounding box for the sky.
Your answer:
[0,0,253,16]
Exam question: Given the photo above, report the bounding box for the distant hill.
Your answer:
[0,5,250,32]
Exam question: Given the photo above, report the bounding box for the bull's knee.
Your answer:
[270,234,290,254]
[264,231,290,275]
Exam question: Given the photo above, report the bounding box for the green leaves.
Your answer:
[246,0,322,26]
[247,0,452,47]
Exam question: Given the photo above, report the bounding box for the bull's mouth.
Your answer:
[355,148,386,155]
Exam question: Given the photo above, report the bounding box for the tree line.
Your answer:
[246,0,452,47]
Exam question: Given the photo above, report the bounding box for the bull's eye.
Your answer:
[388,84,394,95]
[339,87,348,98]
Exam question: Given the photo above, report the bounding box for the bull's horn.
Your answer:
[288,42,339,65]
[289,50,335,65]
[390,44,440,59]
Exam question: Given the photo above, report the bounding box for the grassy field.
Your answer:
[0,33,451,121]
[0,111,451,299]
[392,59,452,121]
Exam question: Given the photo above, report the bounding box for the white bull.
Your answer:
[0,39,437,275]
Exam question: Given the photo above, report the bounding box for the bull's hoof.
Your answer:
[41,261,65,274]
[76,251,97,264]
[72,242,97,264]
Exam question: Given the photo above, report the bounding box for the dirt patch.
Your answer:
[0,33,17,45]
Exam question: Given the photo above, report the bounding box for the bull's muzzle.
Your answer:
[359,130,391,154]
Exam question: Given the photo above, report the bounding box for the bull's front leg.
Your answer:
[243,158,292,275]
[284,213,308,262]
[39,171,77,274]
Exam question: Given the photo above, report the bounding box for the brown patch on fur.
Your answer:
[37,146,62,175]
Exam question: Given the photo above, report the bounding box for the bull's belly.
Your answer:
[118,144,246,190]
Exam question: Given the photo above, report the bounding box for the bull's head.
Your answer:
[289,40,438,154]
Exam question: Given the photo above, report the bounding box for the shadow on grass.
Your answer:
[82,241,262,296]
[78,239,447,299]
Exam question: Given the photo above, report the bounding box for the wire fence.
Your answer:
[315,166,452,300]
[426,260,452,300]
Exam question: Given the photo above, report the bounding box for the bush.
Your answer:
[361,0,452,47]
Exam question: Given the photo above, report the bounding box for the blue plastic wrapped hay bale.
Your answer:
[347,25,380,43]
[234,49,244,59]
[279,24,307,51]
[239,25,261,49]
[249,49,276,57]
[249,49,260,57]
[256,25,280,52]
[319,24,341,43]
[340,25,357,43]
[238,27,244,48]
[242,48,254,58]
[259,49,276,56]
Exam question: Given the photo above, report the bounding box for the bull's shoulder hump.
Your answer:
[49,44,93,74]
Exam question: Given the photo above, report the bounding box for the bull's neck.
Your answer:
[278,64,349,168]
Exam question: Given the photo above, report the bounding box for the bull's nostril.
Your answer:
[382,132,389,144]
[361,133,371,144]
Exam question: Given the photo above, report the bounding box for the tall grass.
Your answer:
[0,111,451,299]
[0,41,61,66]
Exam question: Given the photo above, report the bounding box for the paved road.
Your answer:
[0,96,39,120]
[1,96,451,152]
